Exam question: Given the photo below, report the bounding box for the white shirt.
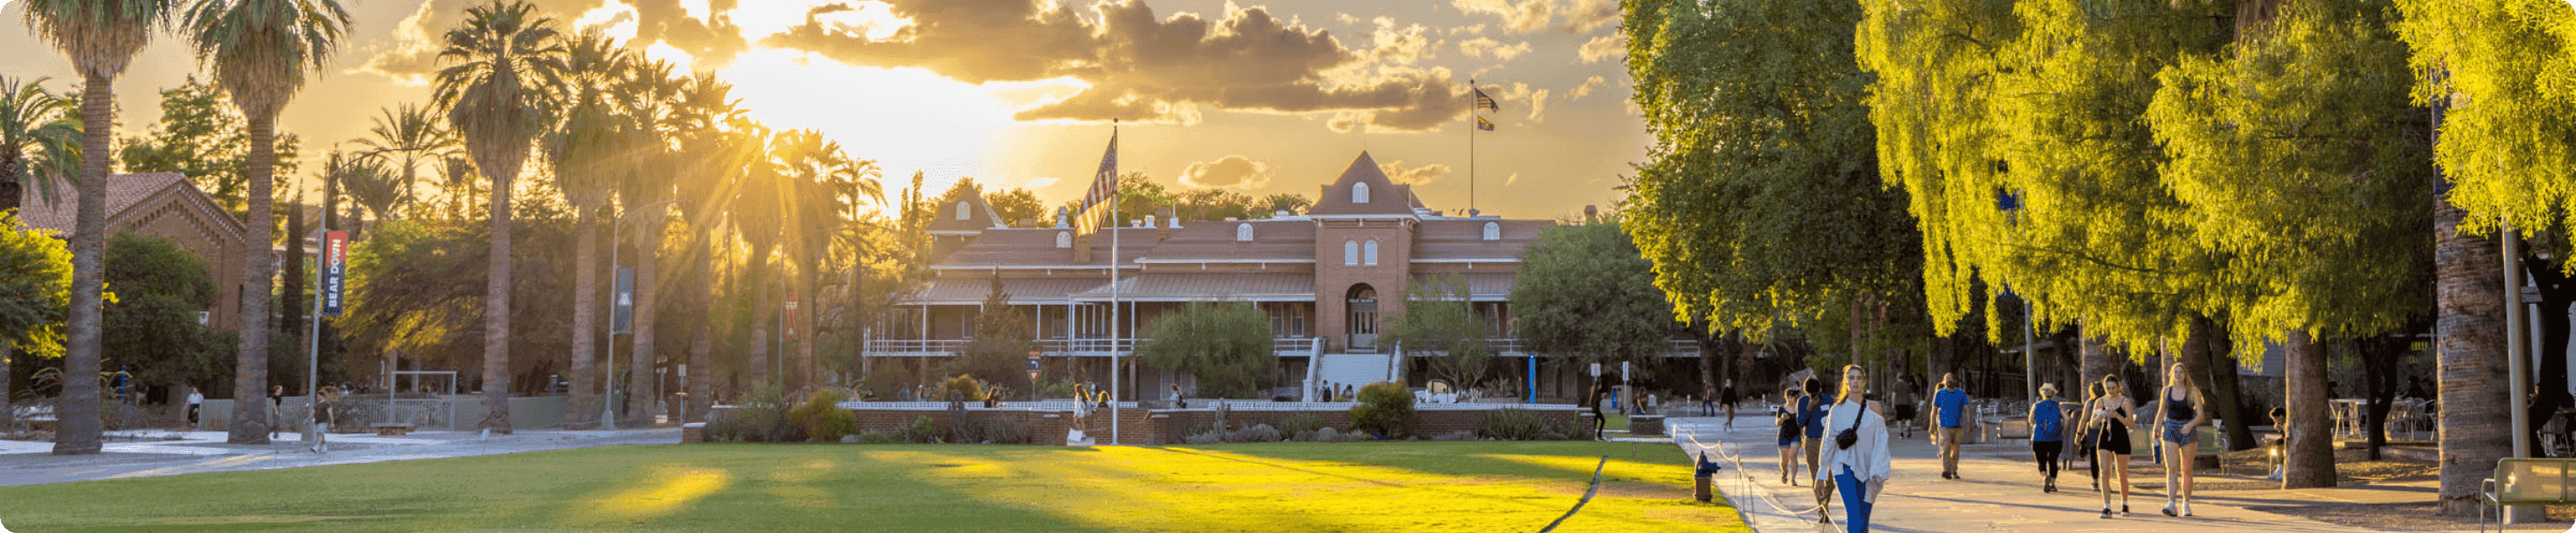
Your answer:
[1815,399,1895,483]
[186,392,203,405]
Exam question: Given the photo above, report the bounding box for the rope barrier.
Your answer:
[1681,418,1847,533]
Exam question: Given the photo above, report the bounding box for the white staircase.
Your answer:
[1315,353,1397,390]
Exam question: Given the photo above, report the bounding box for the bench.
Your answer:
[372,423,414,436]
[2481,457,2576,532]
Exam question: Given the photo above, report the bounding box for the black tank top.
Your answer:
[2165,388,2195,421]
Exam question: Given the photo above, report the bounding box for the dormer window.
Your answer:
[1343,240,1358,266]
[1236,223,1253,242]
[954,201,972,220]
[1056,231,1072,249]
[1351,182,1371,203]
[1364,240,1379,266]
[1483,221,1501,241]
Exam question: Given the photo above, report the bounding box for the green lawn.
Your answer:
[0,441,1751,532]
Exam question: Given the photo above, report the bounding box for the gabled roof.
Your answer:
[925,188,1007,234]
[16,172,247,244]
[1308,152,1419,217]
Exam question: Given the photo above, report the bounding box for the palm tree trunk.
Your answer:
[2282,330,2336,488]
[688,324,712,422]
[2198,319,2255,451]
[626,213,663,426]
[222,97,276,446]
[746,247,773,389]
[2434,195,2509,515]
[796,268,816,392]
[566,203,599,428]
[1,340,14,429]
[481,170,513,434]
[54,73,116,454]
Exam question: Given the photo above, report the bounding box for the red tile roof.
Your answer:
[16,172,194,233]
[1308,152,1419,217]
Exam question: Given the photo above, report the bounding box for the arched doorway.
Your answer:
[1347,284,1379,351]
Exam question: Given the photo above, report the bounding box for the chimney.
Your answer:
[1584,204,1598,224]
[1155,207,1175,241]
[1054,207,1070,228]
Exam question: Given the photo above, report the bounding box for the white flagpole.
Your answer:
[1109,119,1122,446]
[1469,79,1477,215]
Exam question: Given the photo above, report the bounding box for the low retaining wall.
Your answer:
[196,395,567,432]
[704,402,1584,445]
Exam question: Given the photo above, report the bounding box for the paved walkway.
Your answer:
[1666,416,2573,533]
[0,427,680,487]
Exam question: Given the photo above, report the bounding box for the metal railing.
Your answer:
[863,337,1320,356]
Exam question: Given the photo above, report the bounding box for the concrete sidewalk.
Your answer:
[0,427,680,487]
[1666,416,2573,533]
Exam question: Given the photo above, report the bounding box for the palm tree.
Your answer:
[335,151,401,237]
[355,103,455,218]
[0,76,79,212]
[668,73,749,422]
[184,0,353,446]
[24,0,179,455]
[614,59,682,425]
[772,131,878,389]
[542,31,634,428]
[432,0,567,434]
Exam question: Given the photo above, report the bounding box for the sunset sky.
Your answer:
[2,0,1647,220]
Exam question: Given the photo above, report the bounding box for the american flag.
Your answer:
[1474,87,1499,111]
[1075,131,1118,231]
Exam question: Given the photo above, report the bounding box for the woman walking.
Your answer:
[2157,363,2208,517]
[2091,375,2138,518]
[2030,383,2066,492]
[1801,376,1832,514]
[1718,378,1740,428]
[1817,364,1893,532]
[1777,386,1805,485]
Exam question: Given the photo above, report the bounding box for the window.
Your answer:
[1267,303,1308,338]
[1352,182,1371,203]
[954,201,972,220]
[1363,240,1379,266]
[1236,223,1253,242]
[1055,231,1072,249]
[1483,221,1501,241]
[1343,240,1358,266]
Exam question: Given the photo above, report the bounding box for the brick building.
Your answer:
[18,172,250,333]
[869,153,1691,400]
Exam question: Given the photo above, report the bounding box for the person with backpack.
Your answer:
[2030,383,2067,492]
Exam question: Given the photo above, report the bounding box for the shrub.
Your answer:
[1348,382,1415,439]
[710,386,804,442]
[897,416,943,443]
[1277,412,1327,435]
[1184,431,1226,445]
[1432,430,1476,442]
[789,390,859,442]
[1182,422,1213,439]
[1313,427,1340,442]
[853,432,898,444]
[982,418,1031,444]
[1476,408,1551,441]
[938,375,988,402]
[1291,429,1317,442]
[1225,424,1283,443]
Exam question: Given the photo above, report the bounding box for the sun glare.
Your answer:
[572,4,640,42]
[720,48,1061,201]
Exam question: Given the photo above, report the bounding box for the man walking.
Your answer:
[1931,373,1971,479]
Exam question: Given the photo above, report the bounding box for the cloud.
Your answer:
[1180,155,1276,189]
[1578,33,1626,64]
[1369,17,1440,66]
[361,0,750,84]
[1568,76,1607,100]
[1451,0,1553,34]
[763,0,1471,131]
[1505,173,1520,187]
[1025,177,1061,189]
[1559,0,1619,33]
[1446,23,1487,36]
[1526,88,1549,121]
[1458,38,1533,62]
[1377,159,1451,186]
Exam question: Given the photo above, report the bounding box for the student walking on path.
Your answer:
[1888,374,1917,439]
[1717,379,1739,427]
[1930,374,1970,479]
[1801,376,1832,513]
[2029,383,2066,493]
[2092,375,2139,518]
[1817,364,1893,532]
[2158,362,2209,517]
[1776,387,1805,485]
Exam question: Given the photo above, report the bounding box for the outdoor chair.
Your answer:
[2482,457,2576,533]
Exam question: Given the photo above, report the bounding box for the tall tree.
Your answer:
[0,76,77,212]
[541,30,632,428]
[354,103,453,219]
[1386,274,1493,389]
[115,79,300,217]
[770,130,871,390]
[666,71,748,423]
[612,58,680,425]
[2391,0,2573,514]
[1510,219,1679,378]
[103,234,226,394]
[24,0,179,455]
[185,0,350,445]
[1133,300,1272,400]
[0,212,71,430]
[432,0,566,434]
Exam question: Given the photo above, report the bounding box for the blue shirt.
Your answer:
[2032,399,2063,442]
[1933,387,1969,428]
[1799,395,1826,438]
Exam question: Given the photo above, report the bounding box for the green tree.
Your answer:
[115,79,302,218]
[0,76,78,212]
[0,212,71,428]
[354,102,454,217]
[541,31,634,428]
[25,0,181,455]
[666,72,751,423]
[102,234,226,394]
[609,57,681,426]
[2390,0,2573,514]
[1134,301,1273,400]
[1254,193,1310,217]
[432,0,568,434]
[1510,219,1679,379]
[1621,0,1921,351]
[950,277,1038,395]
[985,187,1045,227]
[185,0,351,445]
[1386,274,1492,389]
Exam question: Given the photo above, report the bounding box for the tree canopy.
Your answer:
[101,234,227,393]
[1510,219,1678,366]
[1133,300,1274,399]
[1385,274,1493,389]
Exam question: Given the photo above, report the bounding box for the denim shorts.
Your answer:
[2161,419,2192,445]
